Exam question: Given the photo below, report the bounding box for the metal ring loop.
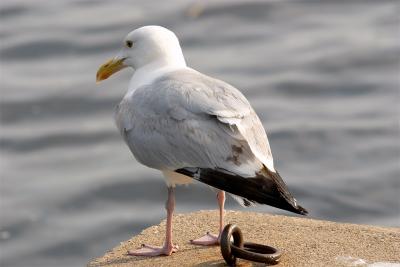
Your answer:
[232,242,281,263]
[220,224,282,266]
[220,224,244,266]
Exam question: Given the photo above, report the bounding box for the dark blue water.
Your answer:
[1,1,399,266]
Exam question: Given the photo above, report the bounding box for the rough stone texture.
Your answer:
[88,210,400,267]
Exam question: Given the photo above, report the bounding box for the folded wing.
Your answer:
[116,69,307,214]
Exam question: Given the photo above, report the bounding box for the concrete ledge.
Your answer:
[88,210,400,267]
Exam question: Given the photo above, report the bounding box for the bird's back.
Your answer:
[115,68,307,215]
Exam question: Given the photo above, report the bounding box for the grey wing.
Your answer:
[115,69,308,215]
[116,69,274,176]
[168,69,275,171]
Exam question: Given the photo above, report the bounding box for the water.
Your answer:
[0,0,399,266]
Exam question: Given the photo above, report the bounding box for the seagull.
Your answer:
[96,25,307,257]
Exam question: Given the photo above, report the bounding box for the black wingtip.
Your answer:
[260,167,308,216]
[294,204,308,216]
[175,167,308,216]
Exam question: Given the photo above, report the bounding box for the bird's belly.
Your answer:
[162,170,193,187]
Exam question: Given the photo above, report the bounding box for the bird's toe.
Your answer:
[128,243,178,256]
[190,232,219,246]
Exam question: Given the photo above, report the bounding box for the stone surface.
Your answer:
[88,210,400,267]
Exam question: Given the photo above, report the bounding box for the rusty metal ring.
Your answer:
[220,224,282,266]
[220,224,244,266]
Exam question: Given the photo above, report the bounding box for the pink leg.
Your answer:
[128,187,178,256]
[190,190,225,246]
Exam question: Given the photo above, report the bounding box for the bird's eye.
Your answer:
[126,40,133,48]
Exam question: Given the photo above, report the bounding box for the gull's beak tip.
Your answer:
[96,72,104,83]
[96,58,127,84]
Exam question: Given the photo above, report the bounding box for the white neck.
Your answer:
[127,58,187,95]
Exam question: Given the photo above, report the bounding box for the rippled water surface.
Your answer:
[1,1,399,266]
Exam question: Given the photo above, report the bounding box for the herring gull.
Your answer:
[96,25,308,256]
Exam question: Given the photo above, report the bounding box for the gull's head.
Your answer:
[96,25,185,82]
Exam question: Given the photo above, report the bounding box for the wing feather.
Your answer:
[115,69,274,175]
[114,69,308,214]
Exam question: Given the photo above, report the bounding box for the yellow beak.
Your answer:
[96,58,127,82]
